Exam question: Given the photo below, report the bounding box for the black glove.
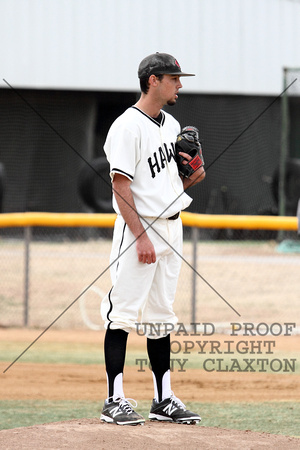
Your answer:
[175,126,204,178]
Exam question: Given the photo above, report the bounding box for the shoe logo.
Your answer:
[110,406,123,418]
[163,403,178,416]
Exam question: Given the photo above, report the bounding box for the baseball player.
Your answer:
[100,52,206,425]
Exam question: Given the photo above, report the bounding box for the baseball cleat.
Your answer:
[148,394,201,424]
[100,397,145,426]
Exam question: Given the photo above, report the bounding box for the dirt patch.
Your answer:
[1,328,299,402]
[1,362,300,403]
[0,419,300,450]
[1,328,299,449]
[2,239,300,328]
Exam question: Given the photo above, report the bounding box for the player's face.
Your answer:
[158,75,183,106]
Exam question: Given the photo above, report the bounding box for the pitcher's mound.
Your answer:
[1,419,299,450]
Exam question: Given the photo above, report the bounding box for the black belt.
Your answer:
[167,212,180,220]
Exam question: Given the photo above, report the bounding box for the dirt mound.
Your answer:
[1,419,299,450]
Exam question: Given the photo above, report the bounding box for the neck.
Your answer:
[134,95,162,118]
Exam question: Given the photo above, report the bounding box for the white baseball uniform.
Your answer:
[101,106,192,337]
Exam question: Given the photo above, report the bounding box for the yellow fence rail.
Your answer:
[0,211,299,327]
[0,211,298,231]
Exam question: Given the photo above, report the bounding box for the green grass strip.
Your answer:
[0,342,103,365]
[0,400,299,437]
[1,343,298,375]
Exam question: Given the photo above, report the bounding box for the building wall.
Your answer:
[0,87,286,216]
[0,0,300,95]
[0,0,299,215]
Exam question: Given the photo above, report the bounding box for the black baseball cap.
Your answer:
[138,52,195,78]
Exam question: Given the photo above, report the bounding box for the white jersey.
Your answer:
[104,106,192,218]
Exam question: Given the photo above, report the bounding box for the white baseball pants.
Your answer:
[101,215,182,338]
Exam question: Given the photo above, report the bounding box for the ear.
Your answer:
[148,75,159,87]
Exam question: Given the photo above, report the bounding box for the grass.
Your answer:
[0,341,103,365]
[128,350,300,374]
[198,402,300,437]
[1,334,299,438]
[1,342,299,374]
[0,400,299,437]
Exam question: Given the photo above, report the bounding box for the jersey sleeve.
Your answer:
[104,122,140,182]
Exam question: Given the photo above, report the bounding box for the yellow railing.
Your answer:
[181,212,298,231]
[0,212,117,228]
[1,211,298,327]
[0,211,298,231]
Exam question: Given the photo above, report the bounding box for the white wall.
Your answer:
[0,0,300,95]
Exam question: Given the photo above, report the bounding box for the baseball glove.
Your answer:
[175,126,204,178]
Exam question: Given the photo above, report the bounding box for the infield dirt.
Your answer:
[1,328,299,449]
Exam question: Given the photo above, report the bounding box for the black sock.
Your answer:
[104,328,128,399]
[147,335,170,402]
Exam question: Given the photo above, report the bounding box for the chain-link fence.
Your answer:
[279,68,300,220]
[1,222,299,332]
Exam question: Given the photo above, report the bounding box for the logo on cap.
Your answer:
[175,59,180,68]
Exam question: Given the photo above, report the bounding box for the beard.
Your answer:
[167,100,176,106]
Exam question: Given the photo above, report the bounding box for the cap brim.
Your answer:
[164,72,195,77]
